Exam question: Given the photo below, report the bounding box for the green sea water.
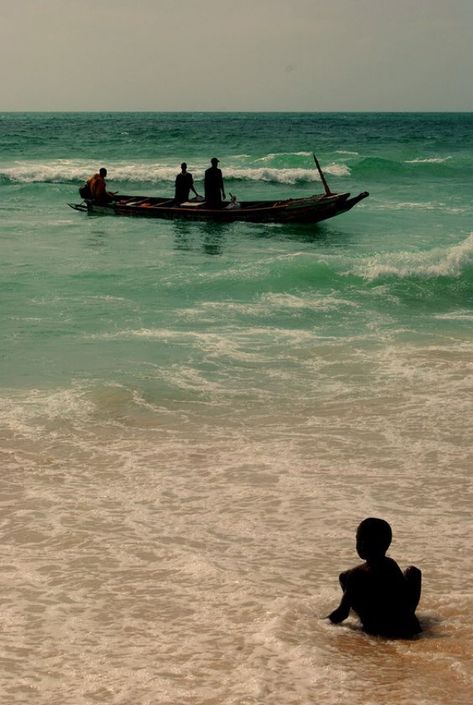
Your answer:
[1,113,473,705]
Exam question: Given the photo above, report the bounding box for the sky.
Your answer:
[1,0,472,111]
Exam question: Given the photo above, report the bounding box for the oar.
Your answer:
[313,153,333,196]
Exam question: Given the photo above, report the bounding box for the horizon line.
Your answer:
[1,109,473,114]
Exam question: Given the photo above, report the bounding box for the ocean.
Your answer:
[1,112,472,704]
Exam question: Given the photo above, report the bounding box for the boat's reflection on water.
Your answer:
[172,218,343,254]
[252,222,333,245]
[172,220,227,255]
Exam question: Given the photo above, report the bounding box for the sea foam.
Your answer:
[354,233,473,281]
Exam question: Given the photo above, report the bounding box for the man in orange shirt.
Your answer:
[87,167,115,204]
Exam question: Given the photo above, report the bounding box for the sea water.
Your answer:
[0,112,472,705]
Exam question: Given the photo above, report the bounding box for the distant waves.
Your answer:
[1,152,470,186]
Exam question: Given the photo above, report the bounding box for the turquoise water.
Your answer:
[1,113,473,705]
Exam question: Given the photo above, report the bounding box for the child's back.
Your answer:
[339,556,421,637]
[328,518,422,638]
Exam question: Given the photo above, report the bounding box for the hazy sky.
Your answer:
[1,0,472,111]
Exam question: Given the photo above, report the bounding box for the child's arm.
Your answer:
[327,590,351,623]
[326,569,355,623]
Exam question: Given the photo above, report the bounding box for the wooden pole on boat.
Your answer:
[313,153,333,196]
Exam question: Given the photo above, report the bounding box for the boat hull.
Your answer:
[68,191,369,224]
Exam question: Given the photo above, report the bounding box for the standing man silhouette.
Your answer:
[204,157,226,208]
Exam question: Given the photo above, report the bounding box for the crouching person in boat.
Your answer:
[86,167,116,204]
[225,193,240,209]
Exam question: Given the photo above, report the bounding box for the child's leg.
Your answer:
[404,566,422,610]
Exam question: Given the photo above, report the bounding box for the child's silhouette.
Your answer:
[327,518,422,638]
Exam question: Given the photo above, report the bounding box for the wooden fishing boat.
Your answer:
[68,155,368,225]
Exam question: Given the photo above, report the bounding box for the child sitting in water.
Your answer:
[327,517,422,638]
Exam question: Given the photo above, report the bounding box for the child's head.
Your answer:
[356,517,392,560]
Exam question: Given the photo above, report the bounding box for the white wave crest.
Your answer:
[255,151,313,162]
[372,200,466,214]
[405,156,452,164]
[2,161,94,183]
[1,159,350,185]
[354,233,473,281]
[218,164,350,183]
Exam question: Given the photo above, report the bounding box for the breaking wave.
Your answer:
[3,152,471,187]
[353,233,473,281]
[0,160,350,186]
